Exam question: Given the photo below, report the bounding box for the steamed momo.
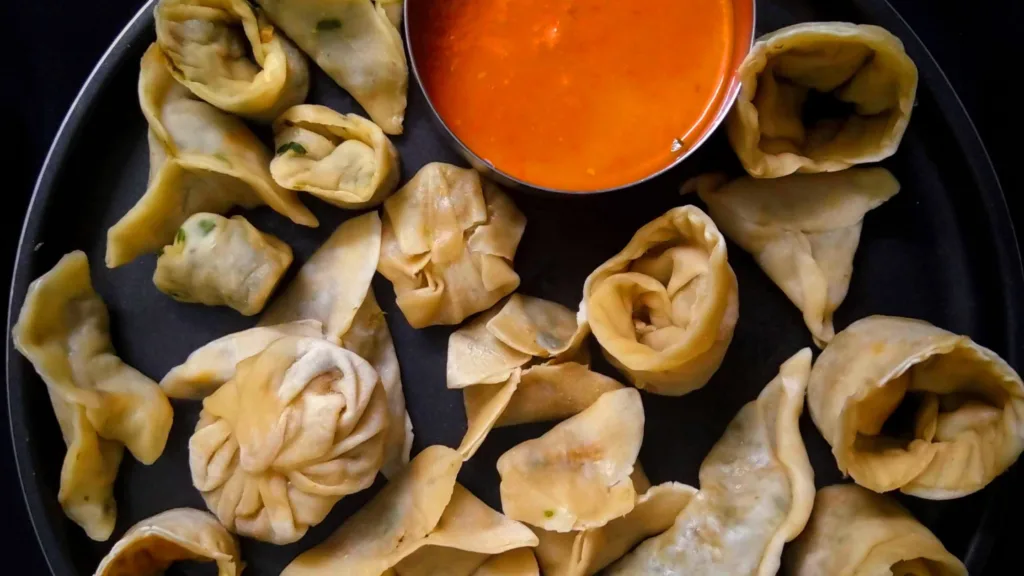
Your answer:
[728,22,918,178]
[154,213,293,315]
[189,336,389,544]
[808,315,1024,498]
[154,0,309,121]
[107,45,316,268]
[379,163,527,328]
[12,251,173,541]
[785,484,966,576]
[581,206,738,396]
[271,104,401,208]
[255,0,408,134]
[94,508,242,576]
[685,168,900,346]
[608,349,815,575]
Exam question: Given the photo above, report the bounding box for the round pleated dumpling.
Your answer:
[728,22,918,178]
[808,315,1024,499]
[582,206,738,396]
[189,336,389,544]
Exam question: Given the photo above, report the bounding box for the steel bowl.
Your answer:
[404,0,756,195]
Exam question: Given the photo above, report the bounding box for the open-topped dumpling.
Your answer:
[261,212,413,476]
[94,508,242,576]
[728,22,918,178]
[255,0,408,134]
[808,315,1024,499]
[608,349,815,575]
[154,213,293,315]
[497,388,644,532]
[154,0,309,121]
[189,336,389,544]
[12,251,173,540]
[378,163,527,328]
[271,104,400,208]
[685,168,900,346]
[581,206,738,396]
[785,484,966,576]
[107,45,316,268]
[282,446,538,576]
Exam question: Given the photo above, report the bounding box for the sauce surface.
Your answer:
[411,0,738,191]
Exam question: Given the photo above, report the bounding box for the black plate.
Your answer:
[8,0,1023,574]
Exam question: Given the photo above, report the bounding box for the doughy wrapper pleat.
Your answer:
[262,211,413,477]
[155,0,309,121]
[472,548,540,576]
[784,484,966,576]
[93,508,243,576]
[497,388,644,532]
[13,252,173,539]
[254,0,408,134]
[190,337,389,544]
[582,206,738,396]
[608,349,815,575]
[727,22,918,178]
[808,315,1024,498]
[154,213,293,315]
[271,104,400,208]
[685,168,900,346]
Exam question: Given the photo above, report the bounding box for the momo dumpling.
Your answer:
[785,484,966,576]
[107,45,316,268]
[12,251,173,540]
[271,104,400,208]
[154,213,293,315]
[94,508,242,576]
[608,349,815,575]
[808,315,1024,499]
[189,336,389,544]
[581,206,738,396]
[261,211,413,476]
[283,446,538,576]
[154,0,309,121]
[379,163,527,328]
[728,22,918,178]
[534,482,697,576]
[255,0,408,134]
[685,168,900,346]
[497,388,644,532]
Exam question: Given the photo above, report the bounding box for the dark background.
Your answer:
[2,0,1020,573]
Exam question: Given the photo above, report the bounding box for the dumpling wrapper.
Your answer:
[727,22,918,178]
[271,104,401,208]
[684,168,900,346]
[283,445,538,576]
[608,348,815,575]
[473,549,540,576]
[378,163,527,328]
[582,205,739,396]
[534,482,697,576]
[785,484,966,576]
[808,315,1024,499]
[497,388,644,532]
[255,0,408,134]
[261,211,413,476]
[154,0,309,121]
[12,251,173,540]
[107,45,315,268]
[93,508,242,576]
[154,213,293,315]
[190,337,389,544]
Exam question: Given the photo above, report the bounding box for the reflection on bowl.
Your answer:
[406,0,755,194]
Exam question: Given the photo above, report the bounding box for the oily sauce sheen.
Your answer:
[412,0,736,191]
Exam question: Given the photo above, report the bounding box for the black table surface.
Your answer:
[3,0,1021,573]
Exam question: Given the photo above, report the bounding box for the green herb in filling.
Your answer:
[543,509,555,518]
[276,141,308,156]
[316,18,342,31]
[175,228,186,244]
[198,219,216,236]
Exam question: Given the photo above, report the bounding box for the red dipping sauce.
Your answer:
[409,0,752,192]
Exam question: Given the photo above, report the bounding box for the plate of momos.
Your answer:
[6,0,1022,575]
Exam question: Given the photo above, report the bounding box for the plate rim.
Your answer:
[7,0,1022,574]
